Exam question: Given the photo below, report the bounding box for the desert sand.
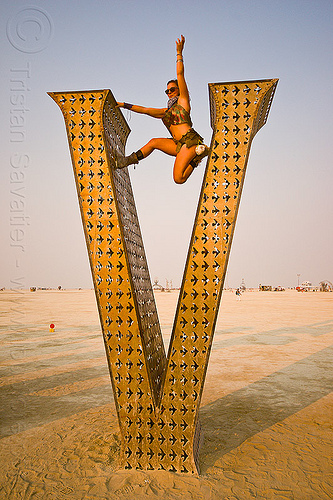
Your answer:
[0,288,332,499]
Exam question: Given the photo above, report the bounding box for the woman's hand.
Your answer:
[176,35,185,55]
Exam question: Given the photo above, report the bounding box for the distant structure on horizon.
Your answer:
[319,280,333,292]
[240,278,246,291]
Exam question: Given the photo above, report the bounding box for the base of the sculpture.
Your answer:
[118,420,202,474]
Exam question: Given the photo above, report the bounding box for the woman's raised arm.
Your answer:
[175,35,190,111]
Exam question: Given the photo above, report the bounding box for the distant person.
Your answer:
[235,288,241,300]
[116,35,209,184]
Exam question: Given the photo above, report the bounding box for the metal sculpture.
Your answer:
[49,78,278,474]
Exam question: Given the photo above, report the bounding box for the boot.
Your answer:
[190,145,209,169]
[115,152,139,169]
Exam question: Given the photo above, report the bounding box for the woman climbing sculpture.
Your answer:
[116,35,209,184]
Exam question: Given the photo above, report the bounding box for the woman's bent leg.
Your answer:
[173,145,197,184]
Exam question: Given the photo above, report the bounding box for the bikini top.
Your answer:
[162,102,192,131]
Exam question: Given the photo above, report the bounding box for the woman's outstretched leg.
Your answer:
[116,138,177,169]
[140,138,177,158]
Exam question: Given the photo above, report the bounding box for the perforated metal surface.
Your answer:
[49,78,277,474]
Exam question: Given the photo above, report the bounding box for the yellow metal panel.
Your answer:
[49,78,277,474]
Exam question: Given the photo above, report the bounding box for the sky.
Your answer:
[1,0,333,290]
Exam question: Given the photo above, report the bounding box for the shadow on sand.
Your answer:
[199,345,333,472]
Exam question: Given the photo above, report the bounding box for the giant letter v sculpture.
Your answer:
[49,78,278,474]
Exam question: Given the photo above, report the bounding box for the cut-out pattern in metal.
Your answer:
[49,78,278,474]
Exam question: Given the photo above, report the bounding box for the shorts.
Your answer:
[173,128,204,154]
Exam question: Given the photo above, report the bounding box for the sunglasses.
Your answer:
[165,86,178,95]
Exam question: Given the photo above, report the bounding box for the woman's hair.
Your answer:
[167,79,179,87]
